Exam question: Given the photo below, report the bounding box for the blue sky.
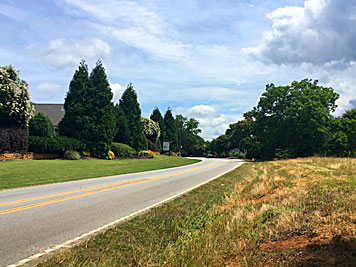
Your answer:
[1,0,356,139]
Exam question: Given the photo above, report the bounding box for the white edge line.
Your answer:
[8,160,245,267]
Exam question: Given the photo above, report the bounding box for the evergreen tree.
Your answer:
[59,60,116,158]
[59,61,89,139]
[150,107,165,145]
[83,60,116,158]
[163,108,178,152]
[119,83,147,150]
[113,104,129,144]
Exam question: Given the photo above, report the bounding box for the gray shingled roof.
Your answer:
[33,104,65,127]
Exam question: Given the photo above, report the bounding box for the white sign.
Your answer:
[162,142,170,151]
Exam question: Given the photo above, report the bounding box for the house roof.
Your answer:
[33,103,65,127]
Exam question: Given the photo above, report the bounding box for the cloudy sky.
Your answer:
[1,0,355,139]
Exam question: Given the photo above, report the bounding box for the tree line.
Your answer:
[209,79,356,159]
[0,62,205,158]
[1,63,354,160]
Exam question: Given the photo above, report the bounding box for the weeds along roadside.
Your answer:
[37,157,356,266]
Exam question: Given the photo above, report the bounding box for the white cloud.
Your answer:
[63,0,190,61]
[243,0,356,65]
[242,0,356,114]
[175,105,242,140]
[110,82,124,103]
[34,38,111,67]
[35,82,62,93]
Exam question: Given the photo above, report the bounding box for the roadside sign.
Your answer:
[163,142,170,151]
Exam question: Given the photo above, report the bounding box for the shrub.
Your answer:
[234,152,246,159]
[107,150,115,160]
[0,127,28,152]
[110,142,136,158]
[139,150,154,158]
[274,148,293,159]
[29,112,55,138]
[64,150,80,160]
[81,151,90,157]
[29,136,85,155]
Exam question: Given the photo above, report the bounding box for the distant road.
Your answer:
[0,158,244,266]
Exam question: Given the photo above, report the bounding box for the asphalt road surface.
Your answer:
[0,158,243,266]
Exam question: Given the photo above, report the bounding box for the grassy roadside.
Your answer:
[37,157,356,266]
[0,155,199,190]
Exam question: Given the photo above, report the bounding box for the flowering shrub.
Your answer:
[139,150,155,158]
[141,117,160,141]
[0,65,33,128]
[107,150,115,160]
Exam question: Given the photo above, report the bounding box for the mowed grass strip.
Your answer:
[37,157,356,266]
[0,155,199,190]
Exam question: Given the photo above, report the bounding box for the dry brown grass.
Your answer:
[162,157,356,266]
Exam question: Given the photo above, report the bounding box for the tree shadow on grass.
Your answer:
[300,235,356,267]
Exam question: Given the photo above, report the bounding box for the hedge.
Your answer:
[110,142,136,158]
[29,136,85,155]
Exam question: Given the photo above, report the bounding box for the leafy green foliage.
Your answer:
[113,104,129,144]
[83,60,116,158]
[164,108,178,152]
[252,79,339,158]
[29,112,55,138]
[119,83,147,150]
[59,61,89,139]
[0,65,33,129]
[0,127,29,152]
[110,142,136,158]
[59,61,116,158]
[150,107,166,145]
[211,79,344,159]
[342,108,356,156]
[64,150,80,160]
[29,136,85,155]
[176,114,206,156]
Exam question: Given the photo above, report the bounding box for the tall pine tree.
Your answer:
[83,60,116,158]
[119,83,147,151]
[150,107,165,145]
[59,60,116,158]
[164,107,178,152]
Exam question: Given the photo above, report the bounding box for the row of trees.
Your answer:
[58,61,206,157]
[209,79,356,159]
[0,62,206,158]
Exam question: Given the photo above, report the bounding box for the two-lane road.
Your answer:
[0,158,243,266]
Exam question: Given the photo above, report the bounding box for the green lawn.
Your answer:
[0,155,199,190]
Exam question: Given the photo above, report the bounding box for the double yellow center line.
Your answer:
[0,160,221,215]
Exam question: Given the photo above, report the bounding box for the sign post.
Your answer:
[162,141,170,153]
